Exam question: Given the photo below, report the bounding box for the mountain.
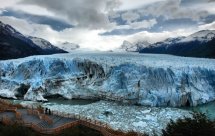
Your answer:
[120,40,135,52]
[119,40,150,52]
[57,42,80,52]
[135,41,151,52]
[139,30,215,58]
[28,36,67,54]
[0,21,67,60]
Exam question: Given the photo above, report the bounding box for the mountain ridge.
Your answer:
[0,21,67,60]
[139,30,215,58]
[119,40,150,52]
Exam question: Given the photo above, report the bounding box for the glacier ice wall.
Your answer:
[0,53,215,107]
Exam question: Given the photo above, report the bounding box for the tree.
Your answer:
[162,112,215,136]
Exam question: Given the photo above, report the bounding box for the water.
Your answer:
[181,101,215,120]
[8,98,97,106]
[8,98,215,120]
[47,98,215,120]
[47,98,97,105]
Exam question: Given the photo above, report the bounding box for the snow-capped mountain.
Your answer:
[180,30,215,43]
[140,30,215,58]
[151,37,186,48]
[28,36,67,54]
[0,21,40,48]
[120,40,135,51]
[57,42,80,52]
[135,40,151,49]
[119,40,150,52]
[0,21,67,60]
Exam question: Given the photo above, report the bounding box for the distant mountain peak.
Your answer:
[0,21,67,60]
[0,21,26,40]
[120,40,150,52]
[121,40,133,48]
[135,40,151,48]
[0,21,5,27]
[57,41,80,52]
[28,36,67,53]
[183,29,215,43]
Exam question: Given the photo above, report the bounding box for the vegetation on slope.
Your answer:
[162,112,215,136]
[0,123,102,136]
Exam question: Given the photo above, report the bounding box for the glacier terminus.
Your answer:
[0,52,215,107]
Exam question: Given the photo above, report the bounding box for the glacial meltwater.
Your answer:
[182,101,215,120]
[8,98,215,120]
[8,98,98,108]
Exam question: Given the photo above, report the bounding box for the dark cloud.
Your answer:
[100,28,144,36]
[20,0,121,29]
[180,0,215,6]
[100,17,198,36]
[121,11,140,23]
[1,9,73,31]
[137,0,209,21]
[202,15,215,24]
[103,0,214,36]
[17,0,215,33]
[106,0,121,11]
[181,0,204,5]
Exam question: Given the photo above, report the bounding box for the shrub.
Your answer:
[0,123,37,136]
[60,125,102,136]
[0,124,103,136]
[162,112,215,136]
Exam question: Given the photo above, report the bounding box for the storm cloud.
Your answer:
[137,0,210,21]
[0,0,214,50]
[20,0,121,29]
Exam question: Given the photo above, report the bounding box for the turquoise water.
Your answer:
[9,98,97,106]
[47,98,97,105]
[8,98,215,120]
[181,101,215,120]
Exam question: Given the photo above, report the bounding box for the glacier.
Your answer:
[0,52,215,107]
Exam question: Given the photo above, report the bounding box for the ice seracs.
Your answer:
[0,52,215,107]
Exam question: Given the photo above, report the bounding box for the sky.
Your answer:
[0,0,215,50]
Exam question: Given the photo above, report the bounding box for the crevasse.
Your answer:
[0,52,215,107]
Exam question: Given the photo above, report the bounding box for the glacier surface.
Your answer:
[0,52,215,107]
